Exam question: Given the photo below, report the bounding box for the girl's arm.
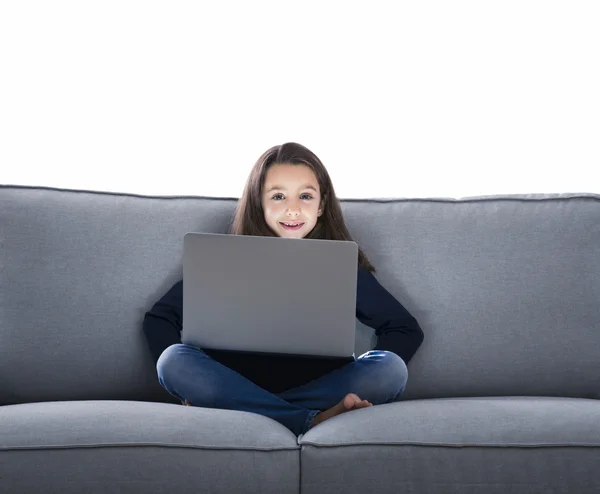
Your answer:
[355,269,424,364]
[142,280,183,364]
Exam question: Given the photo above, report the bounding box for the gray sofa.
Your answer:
[1,184,599,494]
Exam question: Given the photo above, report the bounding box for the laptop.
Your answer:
[182,232,358,359]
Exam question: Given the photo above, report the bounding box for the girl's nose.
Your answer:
[286,202,301,215]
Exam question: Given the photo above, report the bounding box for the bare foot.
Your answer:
[310,393,372,429]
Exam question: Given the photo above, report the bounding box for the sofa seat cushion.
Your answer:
[0,400,300,494]
[299,396,600,494]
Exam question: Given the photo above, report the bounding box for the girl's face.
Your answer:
[261,163,322,239]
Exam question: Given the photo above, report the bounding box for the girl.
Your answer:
[143,142,424,436]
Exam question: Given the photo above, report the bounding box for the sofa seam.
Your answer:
[299,441,600,449]
[2,184,599,204]
[0,443,301,452]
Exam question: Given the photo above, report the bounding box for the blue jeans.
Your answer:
[157,343,408,436]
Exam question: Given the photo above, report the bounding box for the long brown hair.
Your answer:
[231,142,375,272]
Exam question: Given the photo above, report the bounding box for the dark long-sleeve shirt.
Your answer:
[143,268,424,393]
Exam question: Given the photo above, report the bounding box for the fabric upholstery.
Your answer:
[0,400,299,494]
[299,396,600,494]
[1,186,598,404]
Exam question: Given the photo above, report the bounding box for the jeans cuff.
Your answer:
[302,409,320,435]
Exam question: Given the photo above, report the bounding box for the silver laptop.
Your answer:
[182,232,358,358]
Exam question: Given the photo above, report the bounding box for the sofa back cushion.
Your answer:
[1,185,599,404]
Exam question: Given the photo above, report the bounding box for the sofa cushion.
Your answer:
[1,186,599,404]
[299,396,600,494]
[342,194,600,400]
[0,400,299,494]
[0,186,238,405]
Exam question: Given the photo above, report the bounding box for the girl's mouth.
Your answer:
[280,222,305,231]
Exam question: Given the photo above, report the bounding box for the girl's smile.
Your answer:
[280,221,305,231]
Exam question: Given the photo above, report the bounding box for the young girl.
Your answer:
[143,142,424,436]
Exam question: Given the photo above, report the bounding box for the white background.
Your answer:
[1,1,599,199]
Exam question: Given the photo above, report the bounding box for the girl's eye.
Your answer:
[271,193,313,200]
